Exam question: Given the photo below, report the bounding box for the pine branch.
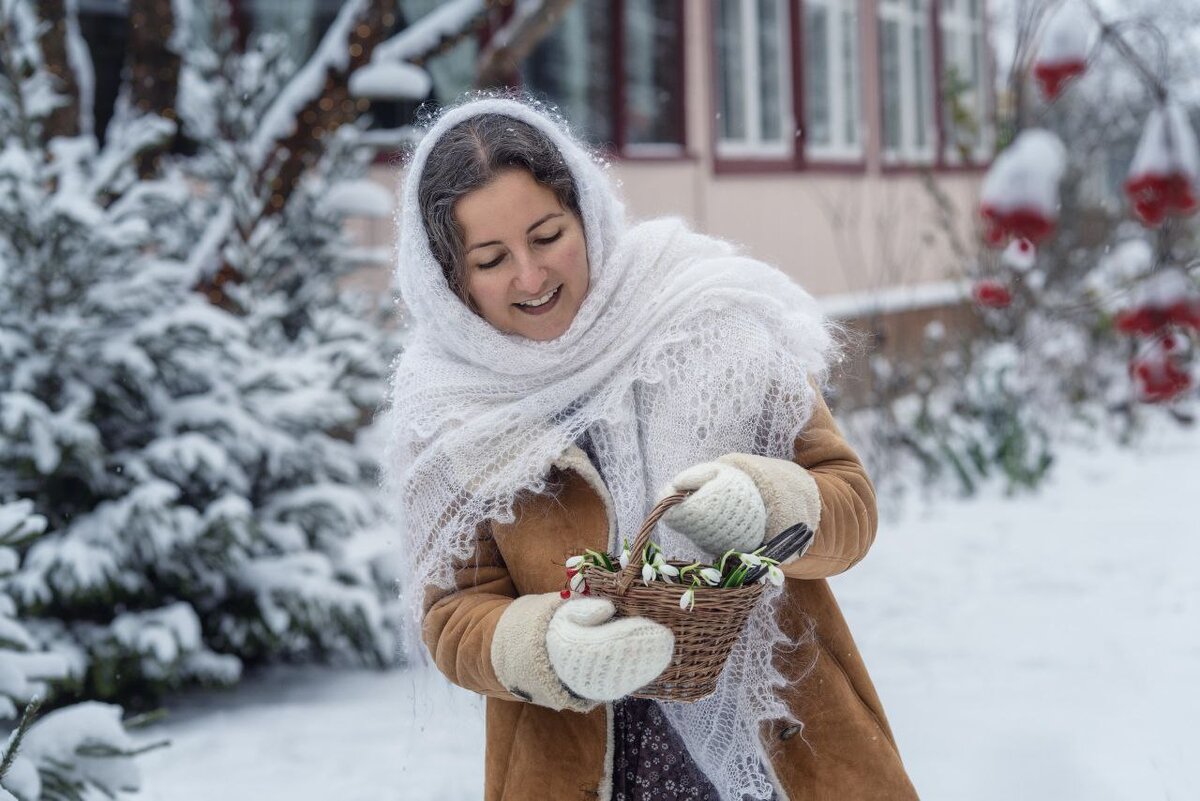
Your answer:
[0,696,43,782]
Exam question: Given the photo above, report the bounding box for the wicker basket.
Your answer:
[579,492,765,702]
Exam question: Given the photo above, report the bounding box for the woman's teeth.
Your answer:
[517,286,559,307]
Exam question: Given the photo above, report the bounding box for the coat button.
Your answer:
[780,724,803,740]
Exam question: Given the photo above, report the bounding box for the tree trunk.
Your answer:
[475,0,576,90]
[36,0,80,141]
[127,0,181,177]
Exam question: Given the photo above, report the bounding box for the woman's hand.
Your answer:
[658,461,767,556]
[545,598,674,702]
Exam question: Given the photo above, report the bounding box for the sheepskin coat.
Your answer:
[421,392,918,800]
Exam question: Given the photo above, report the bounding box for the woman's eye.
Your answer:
[534,231,563,246]
[478,254,504,270]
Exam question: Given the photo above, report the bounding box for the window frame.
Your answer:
[711,0,797,161]
[801,0,865,163]
[516,0,690,161]
[877,0,939,167]
[937,0,993,166]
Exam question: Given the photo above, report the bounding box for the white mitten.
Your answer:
[659,461,767,556]
[545,598,674,702]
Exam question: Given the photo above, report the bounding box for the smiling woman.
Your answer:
[455,170,591,341]
[389,96,916,801]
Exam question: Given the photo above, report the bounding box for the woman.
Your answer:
[383,96,918,801]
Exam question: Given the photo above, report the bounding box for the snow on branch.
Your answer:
[248,0,369,171]
[476,0,575,89]
[371,0,487,65]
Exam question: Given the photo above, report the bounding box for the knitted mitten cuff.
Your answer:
[717,453,822,560]
[491,593,596,713]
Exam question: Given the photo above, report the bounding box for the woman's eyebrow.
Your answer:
[467,212,564,251]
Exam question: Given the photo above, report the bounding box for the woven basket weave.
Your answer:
[580,492,765,702]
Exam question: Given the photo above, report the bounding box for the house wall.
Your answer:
[353,0,988,310]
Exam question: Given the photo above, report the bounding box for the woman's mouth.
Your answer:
[513,285,561,315]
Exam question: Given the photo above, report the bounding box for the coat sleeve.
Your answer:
[717,388,878,580]
[778,390,878,580]
[420,524,595,712]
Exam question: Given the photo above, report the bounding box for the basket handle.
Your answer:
[615,490,692,596]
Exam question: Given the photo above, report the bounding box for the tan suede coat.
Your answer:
[422,395,919,800]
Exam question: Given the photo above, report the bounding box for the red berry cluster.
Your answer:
[1034,59,1087,100]
[1124,172,1198,227]
[1119,299,1197,403]
[980,205,1056,249]
[972,279,1013,309]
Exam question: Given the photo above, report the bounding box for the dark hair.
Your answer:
[417,113,583,304]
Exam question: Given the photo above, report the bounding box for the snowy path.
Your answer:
[139,422,1198,800]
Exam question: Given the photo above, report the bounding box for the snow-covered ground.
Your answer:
[138,420,1198,801]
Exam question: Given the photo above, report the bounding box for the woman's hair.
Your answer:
[417,113,583,303]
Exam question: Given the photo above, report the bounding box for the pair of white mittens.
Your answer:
[546,598,674,702]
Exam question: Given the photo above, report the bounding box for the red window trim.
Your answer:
[879,0,994,171]
[609,0,691,162]
[710,0,869,176]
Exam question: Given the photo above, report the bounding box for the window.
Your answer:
[939,0,990,162]
[523,1,615,145]
[878,0,936,163]
[803,0,863,159]
[623,0,685,153]
[523,1,685,154]
[714,0,794,158]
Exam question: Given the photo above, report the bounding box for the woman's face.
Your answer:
[454,169,589,341]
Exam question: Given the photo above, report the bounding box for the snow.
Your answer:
[249,0,367,169]
[347,61,431,102]
[1035,1,1093,69]
[1128,102,1200,180]
[819,279,972,319]
[137,419,1200,800]
[63,0,95,137]
[22,702,141,794]
[372,0,485,65]
[981,129,1068,215]
[321,179,394,219]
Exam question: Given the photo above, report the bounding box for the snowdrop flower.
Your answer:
[619,546,631,570]
[565,555,585,569]
[679,587,696,612]
[739,553,762,568]
[642,563,656,586]
[569,571,587,592]
[651,554,679,581]
[699,567,723,586]
[764,564,784,587]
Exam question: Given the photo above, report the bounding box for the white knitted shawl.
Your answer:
[382,97,837,801]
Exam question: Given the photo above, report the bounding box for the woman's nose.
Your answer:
[511,250,548,294]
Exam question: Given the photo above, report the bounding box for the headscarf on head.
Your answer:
[382,95,837,801]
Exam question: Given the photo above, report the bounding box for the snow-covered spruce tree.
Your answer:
[0,0,400,710]
[0,502,161,801]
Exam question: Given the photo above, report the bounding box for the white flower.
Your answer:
[765,564,785,587]
[565,555,585,569]
[699,567,723,586]
[642,563,656,586]
[655,561,679,579]
[739,553,762,567]
[570,571,587,592]
[679,588,696,612]
[619,547,631,570]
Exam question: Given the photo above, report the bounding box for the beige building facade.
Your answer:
[356,0,995,317]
